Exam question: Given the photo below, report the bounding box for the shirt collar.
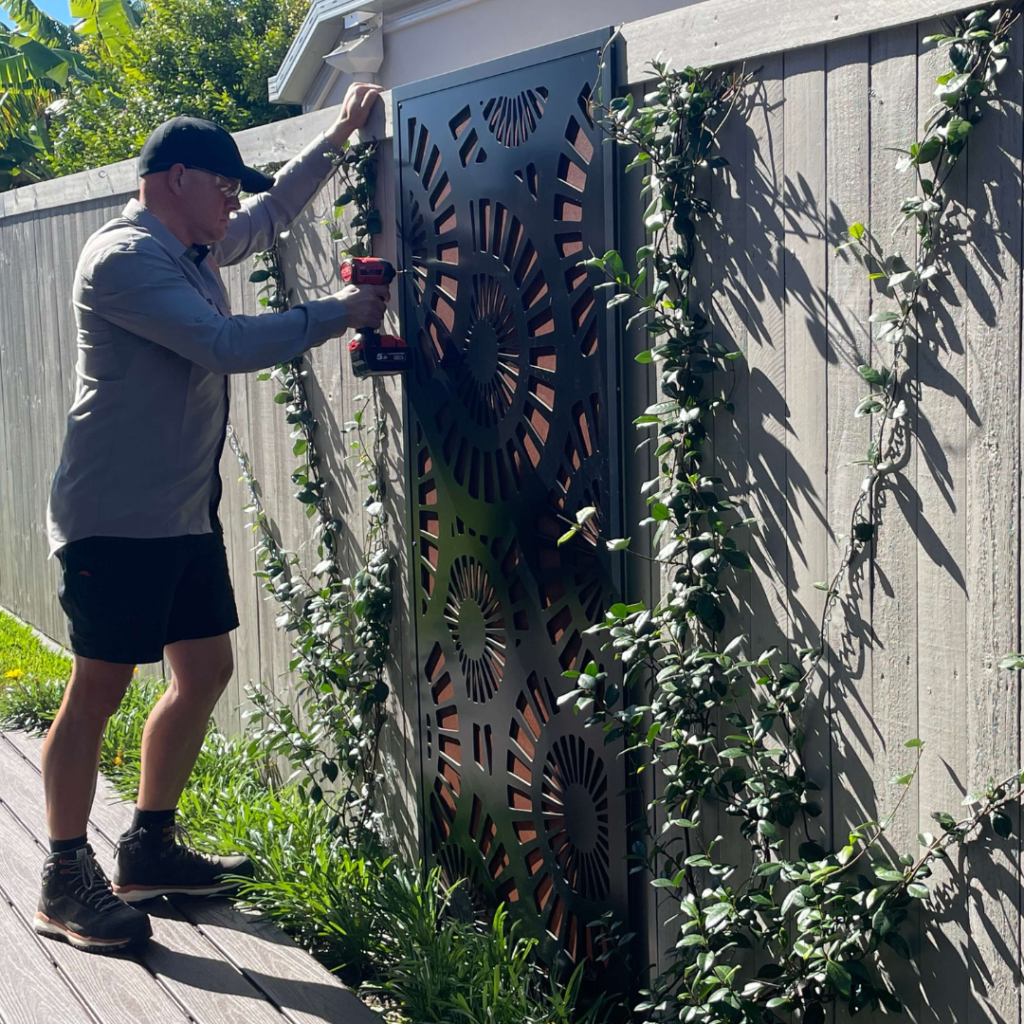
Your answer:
[122,198,210,266]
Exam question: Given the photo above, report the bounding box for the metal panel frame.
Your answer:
[394,27,630,974]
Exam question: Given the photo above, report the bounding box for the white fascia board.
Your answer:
[269,0,380,105]
[622,0,980,78]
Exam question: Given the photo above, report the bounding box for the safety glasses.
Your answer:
[186,167,243,198]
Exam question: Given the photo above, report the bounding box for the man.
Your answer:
[36,81,389,955]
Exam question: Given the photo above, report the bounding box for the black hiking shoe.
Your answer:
[34,845,152,954]
[112,822,254,903]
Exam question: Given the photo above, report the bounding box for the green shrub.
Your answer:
[0,611,71,688]
[374,873,593,1024]
[0,672,66,730]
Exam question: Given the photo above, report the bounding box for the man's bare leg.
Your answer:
[136,633,233,811]
[42,656,135,840]
[111,634,246,904]
[37,656,151,953]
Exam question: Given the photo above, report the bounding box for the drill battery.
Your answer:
[348,332,410,378]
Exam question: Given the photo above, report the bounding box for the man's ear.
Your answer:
[166,163,188,195]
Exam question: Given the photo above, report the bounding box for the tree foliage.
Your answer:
[48,0,309,176]
[0,0,94,189]
[0,0,309,188]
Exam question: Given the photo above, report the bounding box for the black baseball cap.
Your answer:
[139,116,275,193]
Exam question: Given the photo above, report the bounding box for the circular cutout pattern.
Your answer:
[483,87,548,147]
[542,735,610,902]
[445,555,507,703]
[453,275,520,428]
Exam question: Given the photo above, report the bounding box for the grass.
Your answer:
[0,609,72,688]
[0,609,606,1024]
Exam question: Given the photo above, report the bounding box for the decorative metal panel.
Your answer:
[395,31,625,968]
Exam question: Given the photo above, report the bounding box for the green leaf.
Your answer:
[848,221,865,240]
[606,537,632,551]
[872,905,895,934]
[575,505,597,526]
[991,811,1013,838]
[915,135,944,164]
[826,960,852,998]
[934,73,970,104]
[781,887,808,915]
[723,549,752,571]
[858,364,890,387]
[691,547,714,570]
[873,863,905,883]
[635,349,654,363]
[907,882,930,899]
[946,117,973,144]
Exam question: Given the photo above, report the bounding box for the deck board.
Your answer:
[0,886,96,1024]
[0,731,380,1024]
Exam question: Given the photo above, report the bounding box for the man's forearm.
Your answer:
[324,117,360,154]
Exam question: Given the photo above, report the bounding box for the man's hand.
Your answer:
[334,282,390,331]
[326,82,385,150]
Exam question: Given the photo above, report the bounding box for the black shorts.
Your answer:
[56,531,240,665]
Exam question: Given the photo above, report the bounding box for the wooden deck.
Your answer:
[0,730,382,1024]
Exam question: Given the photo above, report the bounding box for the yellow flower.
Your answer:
[133,666,139,676]
[114,748,123,767]
[114,757,122,766]
[4,669,23,679]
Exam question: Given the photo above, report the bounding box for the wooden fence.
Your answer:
[1,4,1022,1016]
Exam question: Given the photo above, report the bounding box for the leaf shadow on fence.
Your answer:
[680,56,1024,1016]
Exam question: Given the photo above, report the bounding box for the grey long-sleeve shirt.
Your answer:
[47,131,350,555]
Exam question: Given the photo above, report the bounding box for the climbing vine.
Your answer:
[228,136,394,837]
[572,7,1024,1021]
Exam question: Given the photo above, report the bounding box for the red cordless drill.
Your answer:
[340,256,409,378]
